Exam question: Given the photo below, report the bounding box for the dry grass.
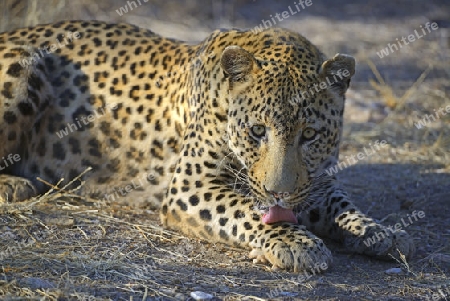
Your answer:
[367,59,432,111]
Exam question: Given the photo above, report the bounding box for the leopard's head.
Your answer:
[220,33,355,222]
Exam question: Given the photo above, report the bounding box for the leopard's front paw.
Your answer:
[346,225,415,260]
[249,223,332,272]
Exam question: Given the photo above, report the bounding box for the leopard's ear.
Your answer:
[319,53,355,95]
[220,46,256,91]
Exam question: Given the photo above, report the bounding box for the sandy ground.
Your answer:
[0,0,449,300]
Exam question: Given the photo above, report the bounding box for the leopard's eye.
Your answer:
[302,127,316,141]
[251,125,266,139]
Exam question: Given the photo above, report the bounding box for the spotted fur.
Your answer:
[0,21,414,272]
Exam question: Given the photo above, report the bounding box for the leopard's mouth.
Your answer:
[251,187,304,224]
[256,203,298,225]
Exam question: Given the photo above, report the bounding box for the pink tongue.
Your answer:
[262,205,298,224]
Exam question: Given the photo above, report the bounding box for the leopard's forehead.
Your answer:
[210,28,324,69]
[208,28,332,131]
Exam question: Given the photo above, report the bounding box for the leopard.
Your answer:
[0,20,414,272]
